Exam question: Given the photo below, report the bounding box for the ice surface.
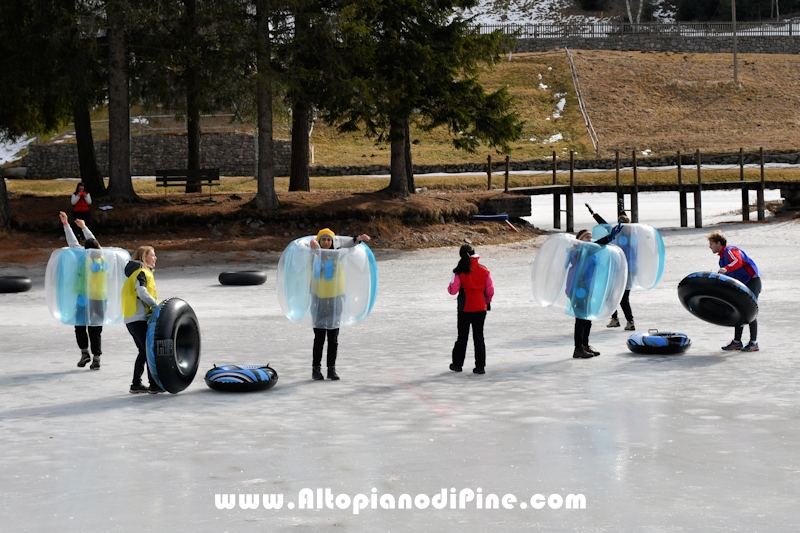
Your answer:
[0,192,798,531]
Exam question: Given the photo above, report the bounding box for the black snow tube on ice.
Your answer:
[677,272,758,327]
[627,330,691,355]
[0,276,32,293]
[146,298,201,394]
[204,364,278,392]
[218,271,268,286]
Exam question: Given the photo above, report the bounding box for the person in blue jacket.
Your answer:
[708,230,761,352]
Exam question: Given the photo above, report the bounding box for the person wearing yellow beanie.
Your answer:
[307,227,371,380]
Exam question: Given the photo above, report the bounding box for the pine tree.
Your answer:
[325,0,523,198]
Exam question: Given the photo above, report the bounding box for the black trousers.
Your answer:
[313,328,339,367]
[126,321,154,386]
[734,277,762,342]
[452,311,487,370]
[611,290,633,322]
[574,318,592,347]
[74,326,102,355]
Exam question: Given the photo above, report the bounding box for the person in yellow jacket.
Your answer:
[307,228,370,381]
[121,246,163,394]
[59,211,105,369]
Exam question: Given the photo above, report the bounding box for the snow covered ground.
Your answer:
[0,136,33,166]
[1,192,798,532]
[463,0,676,24]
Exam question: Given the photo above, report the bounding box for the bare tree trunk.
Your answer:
[625,0,643,24]
[185,0,201,193]
[250,0,278,214]
[289,102,310,191]
[105,4,137,202]
[73,95,105,196]
[0,169,10,228]
[383,117,409,198]
[405,119,414,194]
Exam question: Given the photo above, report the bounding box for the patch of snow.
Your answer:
[458,0,676,24]
[642,149,653,156]
[552,97,566,119]
[131,116,149,125]
[538,74,542,80]
[0,136,34,165]
[544,133,563,143]
[538,83,548,90]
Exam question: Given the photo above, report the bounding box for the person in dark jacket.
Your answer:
[448,244,495,374]
[569,224,623,359]
[586,204,635,330]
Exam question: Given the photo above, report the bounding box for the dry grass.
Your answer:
[571,50,800,158]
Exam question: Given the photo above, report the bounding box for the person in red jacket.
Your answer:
[448,244,494,374]
[71,182,92,241]
[708,230,761,352]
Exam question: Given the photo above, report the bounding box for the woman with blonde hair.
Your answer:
[121,245,163,393]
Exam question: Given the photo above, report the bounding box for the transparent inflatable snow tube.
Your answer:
[45,247,131,326]
[591,223,665,290]
[531,234,628,321]
[277,236,378,328]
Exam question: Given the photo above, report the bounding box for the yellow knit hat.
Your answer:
[316,228,335,241]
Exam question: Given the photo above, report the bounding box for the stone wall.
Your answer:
[14,132,800,179]
[515,35,800,54]
[18,133,291,179]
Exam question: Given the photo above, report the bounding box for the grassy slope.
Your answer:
[16,50,800,171]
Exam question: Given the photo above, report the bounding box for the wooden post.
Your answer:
[631,150,639,223]
[757,147,765,220]
[504,155,510,193]
[740,148,749,221]
[566,151,574,232]
[552,150,560,229]
[616,150,624,216]
[694,149,703,228]
[487,154,492,190]
[678,150,687,227]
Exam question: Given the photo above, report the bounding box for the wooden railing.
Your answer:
[476,21,800,39]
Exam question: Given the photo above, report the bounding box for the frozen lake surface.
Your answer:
[1,199,798,531]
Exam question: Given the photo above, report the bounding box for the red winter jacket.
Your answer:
[448,256,494,312]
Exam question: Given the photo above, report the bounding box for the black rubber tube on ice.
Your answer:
[218,271,268,286]
[677,272,758,327]
[152,298,201,393]
[0,276,32,293]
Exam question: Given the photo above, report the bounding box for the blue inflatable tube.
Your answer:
[205,364,278,392]
[591,223,665,290]
[44,247,130,326]
[627,331,691,355]
[277,236,379,328]
[531,234,628,320]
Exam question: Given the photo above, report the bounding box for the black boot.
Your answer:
[312,366,324,380]
[327,366,340,380]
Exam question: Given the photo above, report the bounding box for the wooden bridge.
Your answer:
[487,150,800,231]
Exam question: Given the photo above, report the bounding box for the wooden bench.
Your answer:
[155,169,220,197]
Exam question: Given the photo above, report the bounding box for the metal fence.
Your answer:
[477,21,800,39]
